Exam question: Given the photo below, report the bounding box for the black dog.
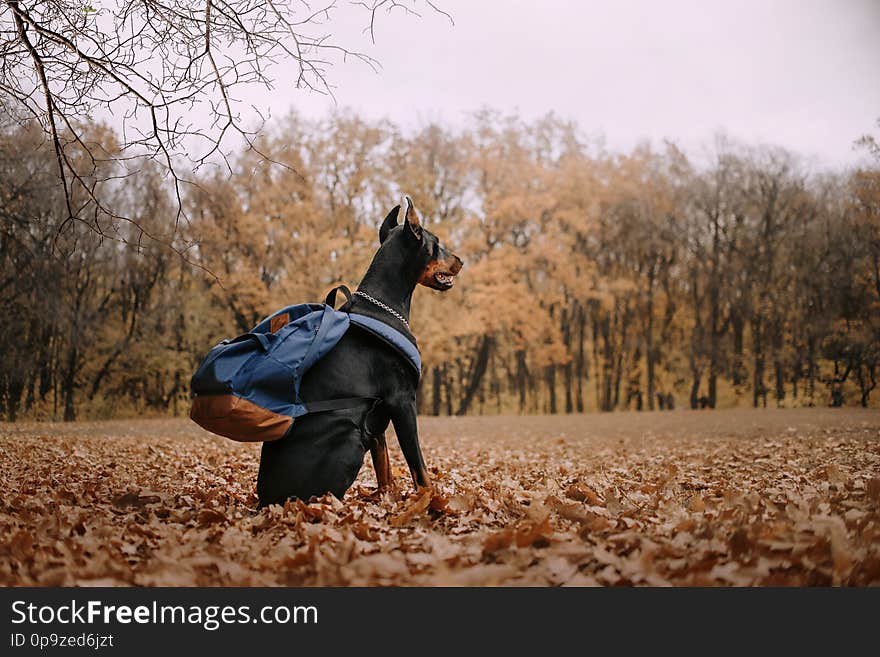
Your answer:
[257,197,463,506]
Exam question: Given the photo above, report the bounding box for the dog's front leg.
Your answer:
[390,401,431,489]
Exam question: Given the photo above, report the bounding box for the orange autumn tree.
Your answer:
[3,111,879,419]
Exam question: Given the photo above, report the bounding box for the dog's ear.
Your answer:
[379,204,401,244]
[400,195,422,241]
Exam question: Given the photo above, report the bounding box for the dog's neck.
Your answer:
[352,250,419,334]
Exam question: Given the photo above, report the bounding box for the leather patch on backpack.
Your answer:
[270,313,289,334]
[190,395,293,442]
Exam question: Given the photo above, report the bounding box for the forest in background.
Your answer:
[1,111,878,421]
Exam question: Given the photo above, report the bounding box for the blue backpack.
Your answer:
[189,286,420,442]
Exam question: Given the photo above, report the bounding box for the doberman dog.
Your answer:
[257,197,463,506]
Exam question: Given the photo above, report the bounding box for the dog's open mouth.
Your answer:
[434,271,455,289]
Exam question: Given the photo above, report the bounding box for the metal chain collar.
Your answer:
[354,290,410,330]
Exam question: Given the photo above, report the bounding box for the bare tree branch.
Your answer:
[0,0,450,265]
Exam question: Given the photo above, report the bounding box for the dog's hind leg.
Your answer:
[370,433,394,490]
[364,403,394,491]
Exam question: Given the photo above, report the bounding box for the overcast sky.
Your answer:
[255,0,879,169]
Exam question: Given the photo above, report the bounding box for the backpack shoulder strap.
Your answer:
[294,304,346,401]
[292,289,375,418]
[348,313,422,377]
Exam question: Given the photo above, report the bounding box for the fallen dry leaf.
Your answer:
[390,488,433,527]
[0,408,878,586]
[565,483,602,505]
[197,508,228,526]
[867,477,880,503]
[482,528,514,556]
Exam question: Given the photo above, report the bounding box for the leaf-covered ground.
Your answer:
[1,409,879,586]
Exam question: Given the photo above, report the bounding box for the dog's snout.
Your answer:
[451,255,463,274]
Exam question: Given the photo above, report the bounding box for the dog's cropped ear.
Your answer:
[379,204,401,244]
[400,195,422,241]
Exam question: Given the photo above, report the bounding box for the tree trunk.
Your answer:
[689,364,701,410]
[37,323,55,400]
[172,370,181,416]
[857,364,876,408]
[601,315,613,412]
[645,266,656,411]
[575,306,586,412]
[708,214,723,409]
[5,375,23,421]
[752,317,765,408]
[612,302,630,411]
[416,377,426,415]
[443,364,453,416]
[456,335,492,416]
[807,335,816,406]
[562,305,573,413]
[490,348,501,413]
[546,364,557,414]
[773,319,785,407]
[613,350,623,410]
[432,366,442,416]
[690,346,703,410]
[708,295,719,408]
[564,361,573,413]
[25,376,35,412]
[731,312,745,387]
[774,359,785,407]
[516,349,528,413]
[62,346,78,422]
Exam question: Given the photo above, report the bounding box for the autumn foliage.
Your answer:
[1,112,879,421]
